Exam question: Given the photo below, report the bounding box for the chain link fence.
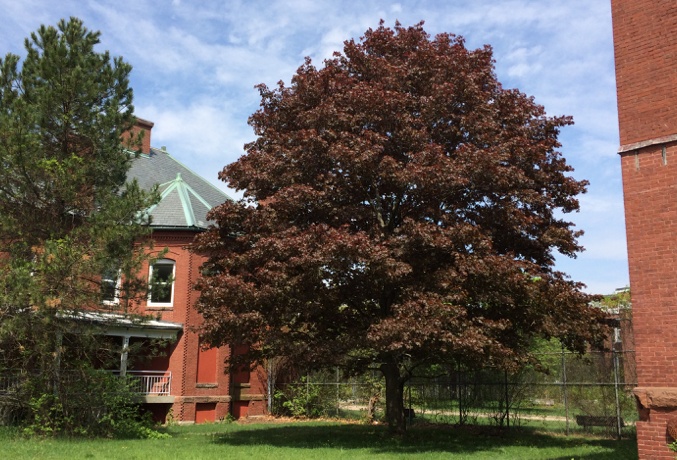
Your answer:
[274,309,636,438]
[273,348,637,438]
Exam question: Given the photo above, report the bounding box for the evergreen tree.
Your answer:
[0,18,157,433]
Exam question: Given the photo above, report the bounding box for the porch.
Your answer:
[59,310,182,404]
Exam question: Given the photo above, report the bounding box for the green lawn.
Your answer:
[0,420,638,460]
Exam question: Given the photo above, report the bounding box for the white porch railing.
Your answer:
[112,371,172,396]
[0,374,22,394]
[0,371,172,396]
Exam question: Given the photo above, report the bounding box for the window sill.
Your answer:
[147,305,174,310]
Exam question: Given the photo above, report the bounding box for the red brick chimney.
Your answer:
[122,117,154,154]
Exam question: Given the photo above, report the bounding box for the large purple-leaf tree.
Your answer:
[193,22,606,433]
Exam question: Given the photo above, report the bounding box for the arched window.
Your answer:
[148,259,175,306]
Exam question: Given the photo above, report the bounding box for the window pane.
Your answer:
[150,261,174,304]
[154,264,173,282]
[101,267,119,303]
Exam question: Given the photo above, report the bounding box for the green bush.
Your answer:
[22,393,74,437]
[21,369,168,439]
[274,376,335,418]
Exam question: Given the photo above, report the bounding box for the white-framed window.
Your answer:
[101,267,121,305]
[148,259,175,307]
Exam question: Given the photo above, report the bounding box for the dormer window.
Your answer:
[148,259,175,307]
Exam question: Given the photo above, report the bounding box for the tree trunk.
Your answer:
[381,360,405,434]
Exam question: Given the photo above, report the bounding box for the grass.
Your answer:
[0,419,638,460]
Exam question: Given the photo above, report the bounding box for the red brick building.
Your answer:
[95,119,266,423]
[612,1,677,457]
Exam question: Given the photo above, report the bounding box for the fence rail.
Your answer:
[110,371,172,395]
[0,374,22,395]
[0,370,172,396]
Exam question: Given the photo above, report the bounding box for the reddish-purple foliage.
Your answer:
[192,22,606,433]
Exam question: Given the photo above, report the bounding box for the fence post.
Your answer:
[613,347,622,439]
[504,369,509,429]
[407,383,413,424]
[336,367,340,417]
[457,362,463,424]
[266,361,273,414]
[54,330,62,397]
[561,345,569,436]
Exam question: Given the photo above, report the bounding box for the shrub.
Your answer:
[274,376,335,418]
[21,368,168,439]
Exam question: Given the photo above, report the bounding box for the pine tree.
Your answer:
[0,18,157,433]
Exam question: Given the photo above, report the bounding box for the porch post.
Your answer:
[120,335,130,377]
[54,330,62,397]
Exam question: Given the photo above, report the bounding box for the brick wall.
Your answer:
[612,0,677,146]
[612,0,677,457]
[621,144,677,387]
[621,145,677,459]
[138,230,266,423]
[636,409,676,460]
[141,231,234,423]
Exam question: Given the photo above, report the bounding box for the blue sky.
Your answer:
[0,0,626,294]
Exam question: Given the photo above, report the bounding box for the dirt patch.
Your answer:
[236,415,363,425]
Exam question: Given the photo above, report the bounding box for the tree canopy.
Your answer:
[0,17,157,434]
[193,21,607,432]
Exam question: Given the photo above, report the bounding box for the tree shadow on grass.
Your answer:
[211,423,637,459]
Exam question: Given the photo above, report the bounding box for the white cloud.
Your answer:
[0,0,626,292]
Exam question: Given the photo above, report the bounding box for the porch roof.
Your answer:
[58,310,183,340]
